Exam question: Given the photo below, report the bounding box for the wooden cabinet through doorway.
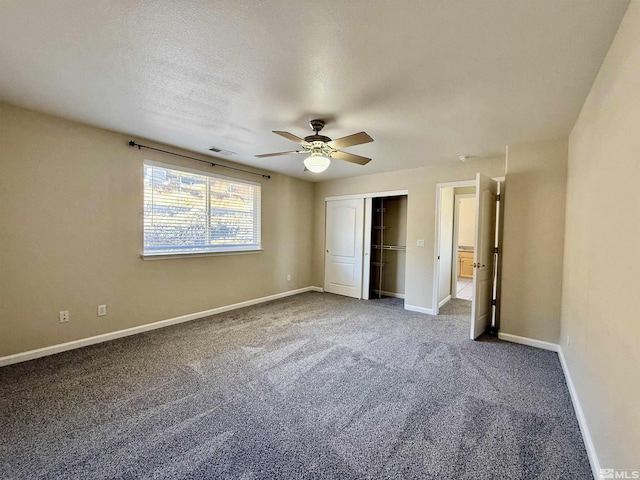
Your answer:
[458,251,474,278]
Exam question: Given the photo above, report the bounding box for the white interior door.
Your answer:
[471,173,498,339]
[324,199,365,298]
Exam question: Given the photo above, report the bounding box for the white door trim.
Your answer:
[325,189,409,202]
[433,176,504,316]
[433,181,474,315]
[362,197,373,300]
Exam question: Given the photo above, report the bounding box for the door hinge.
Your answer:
[491,299,497,306]
[496,194,501,201]
[494,247,499,254]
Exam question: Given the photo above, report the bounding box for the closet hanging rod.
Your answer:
[128,141,271,179]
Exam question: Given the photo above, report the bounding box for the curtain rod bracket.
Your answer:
[128,140,271,179]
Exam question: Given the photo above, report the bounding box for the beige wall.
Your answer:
[457,197,476,247]
[453,186,475,196]
[0,102,315,356]
[313,157,506,311]
[500,137,568,343]
[562,0,639,469]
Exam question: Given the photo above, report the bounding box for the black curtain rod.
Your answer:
[128,141,271,179]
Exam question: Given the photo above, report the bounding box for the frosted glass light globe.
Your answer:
[303,153,331,173]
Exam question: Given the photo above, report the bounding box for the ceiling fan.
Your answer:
[255,119,373,173]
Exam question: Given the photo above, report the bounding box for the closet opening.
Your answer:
[368,195,407,306]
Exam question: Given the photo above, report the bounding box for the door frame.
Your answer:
[452,193,476,299]
[325,189,409,299]
[362,197,373,300]
[433,180,475,315]
[433,177,504,316]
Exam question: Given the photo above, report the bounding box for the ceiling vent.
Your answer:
[209,146,235,156]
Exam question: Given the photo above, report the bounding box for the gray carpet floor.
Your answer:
[0,292,591,479]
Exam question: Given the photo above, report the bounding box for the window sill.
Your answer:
[141,249,263,260]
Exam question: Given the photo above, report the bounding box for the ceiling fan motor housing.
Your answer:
[305,119,331,143]
[304,134,332,143]
[309,119,325,132]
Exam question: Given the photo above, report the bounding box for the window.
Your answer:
[143,161,261,256]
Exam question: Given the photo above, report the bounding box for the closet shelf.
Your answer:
[373,244,406,251]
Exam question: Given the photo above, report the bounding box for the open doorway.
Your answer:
[433,175,503,339]
[434,182,476,311]
[453,192,476,301]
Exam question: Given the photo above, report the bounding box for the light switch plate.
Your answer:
[417,239,425,247]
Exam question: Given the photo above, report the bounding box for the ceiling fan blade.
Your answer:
[332,150,371,165]
[327,132,373,150]
[273,131,311,146]
[255,150,305,158]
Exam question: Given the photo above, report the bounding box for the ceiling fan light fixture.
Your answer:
[303,152,331,173]
[255,120,372,170]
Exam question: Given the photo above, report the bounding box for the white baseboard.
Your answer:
[497,332,559,352]
[497,333,598,478]
[0,286,324,368]
[438,295,452,308]
[0,287,601,480]
[404,304,435,315]
[372,289,405,299]
[558,347,600,480]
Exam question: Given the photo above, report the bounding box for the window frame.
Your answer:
[142,160,262,259]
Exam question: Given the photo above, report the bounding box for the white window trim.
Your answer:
[141,249,263,261]
[142,160,262,258]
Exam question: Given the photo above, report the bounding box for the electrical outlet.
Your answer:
[97,304,107,316]
[287,274,291,282]
[59,310,69,323]
[417,239,425,248]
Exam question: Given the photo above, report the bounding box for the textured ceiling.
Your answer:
[0,0,629,181]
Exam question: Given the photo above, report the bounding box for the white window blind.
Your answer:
[143,161,261,256]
